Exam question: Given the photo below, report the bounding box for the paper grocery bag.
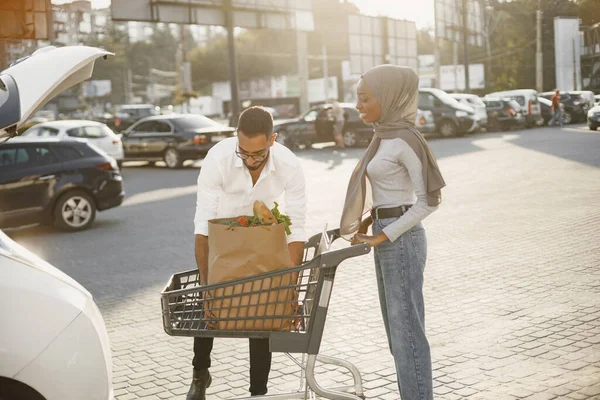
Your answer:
[206,219,298,331]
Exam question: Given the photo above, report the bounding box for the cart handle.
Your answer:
[305,228,342,250]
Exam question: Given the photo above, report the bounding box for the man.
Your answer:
[550,89,563,127]
[189,106,307,399]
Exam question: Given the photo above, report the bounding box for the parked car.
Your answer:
[417,88,478,137]
[595,94,600,106]
[571,91,596,110]
[539,91,587,124]
[416,109,436,134]
[486,89,542,128]
[121,114,235,168]
[0,45,115,399]
[449,93,488,129]
[274,103,369,148]
[0,138,124,231]
[21,120,124,166]
[275,103,438,149]
[587,105,600,131]
[482,97,527,131]
[0,230,114,400]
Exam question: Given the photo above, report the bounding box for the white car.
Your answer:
[486,89,543,128]
[449,93,488,129]
[21,120,124,165]
[0,45,115,399]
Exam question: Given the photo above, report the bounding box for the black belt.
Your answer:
[371,205,412,220]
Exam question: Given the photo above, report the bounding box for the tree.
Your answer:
[578,0,600,27]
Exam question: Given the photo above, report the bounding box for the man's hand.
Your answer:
[288,241,305,266]
[195,234,209,285]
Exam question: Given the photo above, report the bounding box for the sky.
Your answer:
[52,0,436,29]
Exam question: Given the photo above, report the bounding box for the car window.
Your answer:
[344,108,361,122]
[507,100,521,109]
[83,126,107,138]
[67,126,107,138]
[23,126,60,137]
[511,96,526,106]
[130,121,157,133]
[154,121,172,133]
[483,99,502,107]
[304,110,319,122]
[32,147,58,166]
[53,145,83,161]
[418,93,436,109]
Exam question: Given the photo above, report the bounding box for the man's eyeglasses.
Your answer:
[235,149,268,163]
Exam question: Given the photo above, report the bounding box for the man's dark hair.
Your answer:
[237,106,274,138]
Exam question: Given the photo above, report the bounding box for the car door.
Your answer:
[144,120,174,158]
[418,92,443,124]
[0,144,62,227]
[121,120,156,158]
[315,107,333,141]
[294,109,319,143]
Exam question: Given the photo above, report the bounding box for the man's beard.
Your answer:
[244,153,269,171]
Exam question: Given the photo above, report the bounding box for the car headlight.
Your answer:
[456,110,469,118]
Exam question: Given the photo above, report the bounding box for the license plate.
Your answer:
[211,135,226,143]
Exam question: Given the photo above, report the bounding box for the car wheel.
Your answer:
[343,131,358,147]
[438,121,457,137]
[117,160,123,169]
[562,112,572,125]
[164,148,182,169]
[53,190,96,231]
[590,125,598,131]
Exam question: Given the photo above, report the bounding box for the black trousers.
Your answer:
[193,337,272,395]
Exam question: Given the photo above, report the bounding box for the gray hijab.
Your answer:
[339,65,446,239]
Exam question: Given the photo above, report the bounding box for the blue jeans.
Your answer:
[373,219,433,400]
[550,109,563,127]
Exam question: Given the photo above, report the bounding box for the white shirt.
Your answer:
[366,138,437,242]
[194,137,307,243]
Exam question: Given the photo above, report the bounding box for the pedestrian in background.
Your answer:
[340,65,445,400]
[332,100,346,148]
[550,89,563,127]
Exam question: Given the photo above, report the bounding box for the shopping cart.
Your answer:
[161,228,371,400]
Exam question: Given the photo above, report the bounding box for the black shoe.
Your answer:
[186,369,212,400]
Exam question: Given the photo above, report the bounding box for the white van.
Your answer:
[486,89,542,128]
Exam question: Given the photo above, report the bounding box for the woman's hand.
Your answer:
[350,216,373,245]
[351,232,388,247]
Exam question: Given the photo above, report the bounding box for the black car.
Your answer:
[587,105,600,131]
[482,97,527,131]
[274,103,374,149]
[0,138,124,231]
[418,88,478,137]
[121,114,235,168]
[539,92,588,124]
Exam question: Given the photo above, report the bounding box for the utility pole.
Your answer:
[462,0,470,92]
[296,30,309,115]
[225,0,240,126]
[536,0,544,92]
[573,39,579,90]
[321,42,329,102]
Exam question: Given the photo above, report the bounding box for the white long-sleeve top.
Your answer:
[194,137,307,243]
[366,138,438,242]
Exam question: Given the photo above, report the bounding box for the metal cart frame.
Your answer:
[161,229,371,400]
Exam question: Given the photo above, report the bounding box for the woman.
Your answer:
[340,65,445,400]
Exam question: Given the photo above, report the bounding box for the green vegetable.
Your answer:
[271,201,292,235]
